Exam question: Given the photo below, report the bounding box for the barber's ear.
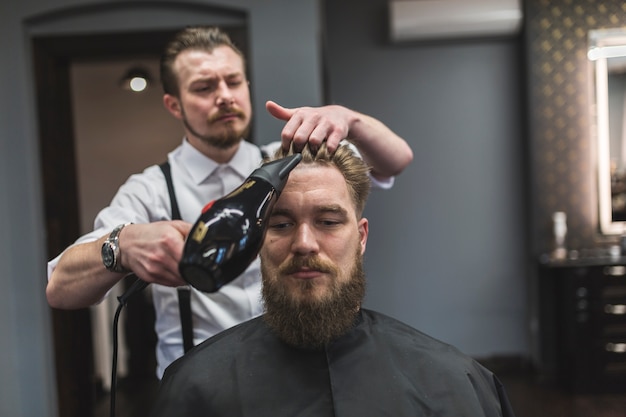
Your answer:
[358,218,368,254]
[163,94,183,119]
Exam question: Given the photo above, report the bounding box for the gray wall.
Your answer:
[0,0,528,416]
[324,0,528,358]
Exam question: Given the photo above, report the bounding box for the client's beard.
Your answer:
[261,250,366,350]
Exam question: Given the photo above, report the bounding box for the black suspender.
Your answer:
[159,161,194,354]
[160,161,182,221]
[176,286,194,354]
[260,147,269,160]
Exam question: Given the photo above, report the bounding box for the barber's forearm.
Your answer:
[46,237,125,309]
[348,112,413,178]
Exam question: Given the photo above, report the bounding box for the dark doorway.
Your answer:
[34,26,248,417]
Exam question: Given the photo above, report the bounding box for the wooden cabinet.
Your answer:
[539,260,626,393]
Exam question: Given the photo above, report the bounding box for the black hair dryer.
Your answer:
[179,153,302,293]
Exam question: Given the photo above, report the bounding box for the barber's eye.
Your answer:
[194,83,217,93]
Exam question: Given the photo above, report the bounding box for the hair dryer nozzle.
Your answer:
[250,153,302,193]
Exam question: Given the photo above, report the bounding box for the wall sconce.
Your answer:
[120,66,151,92]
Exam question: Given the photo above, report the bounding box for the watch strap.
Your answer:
[104,222,132,273]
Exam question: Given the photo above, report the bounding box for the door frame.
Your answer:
[33,26,248,417]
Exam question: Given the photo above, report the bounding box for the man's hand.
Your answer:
[121,221,191,288]
[266,100,352,153]
[265,100,413,178]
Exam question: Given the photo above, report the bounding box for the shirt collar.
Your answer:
[180,138,261,184]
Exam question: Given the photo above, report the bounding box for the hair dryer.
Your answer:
[179,153,302,293]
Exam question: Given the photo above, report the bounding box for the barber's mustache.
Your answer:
[278,256,338,276]
[208,108,246,123]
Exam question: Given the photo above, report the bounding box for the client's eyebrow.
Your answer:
[315,204,348,218]
[270,204,349,219]
[269,207,291,218]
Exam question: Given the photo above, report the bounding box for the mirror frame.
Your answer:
[589,28,626,235]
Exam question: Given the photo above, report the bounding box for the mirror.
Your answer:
[589,28,626,235]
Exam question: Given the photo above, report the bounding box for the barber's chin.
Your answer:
[207,133,243,150]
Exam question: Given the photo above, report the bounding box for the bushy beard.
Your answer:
[182,107,250,149]
[261,250,366,350]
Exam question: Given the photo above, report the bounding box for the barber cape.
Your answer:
[150,309,516,417]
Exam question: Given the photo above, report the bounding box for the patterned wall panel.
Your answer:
[526,0,626,255]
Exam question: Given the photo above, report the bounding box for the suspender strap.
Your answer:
[260,146,269,160]
[159,161,182,221]
[159,161,194,353]
[176,287,194,353]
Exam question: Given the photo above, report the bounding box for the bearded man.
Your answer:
[149,143,516,417]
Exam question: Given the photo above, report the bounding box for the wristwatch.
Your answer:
[101,223,132,273]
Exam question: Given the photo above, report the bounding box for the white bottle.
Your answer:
[552,211,567,260]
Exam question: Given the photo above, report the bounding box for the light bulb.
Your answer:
[129,76,147,92]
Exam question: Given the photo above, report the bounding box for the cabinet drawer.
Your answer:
[545,263,626,392]
[593,338,626,382]
[598,265,626,285]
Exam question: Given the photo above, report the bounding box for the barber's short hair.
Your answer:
[160,26,245,97]
[274,143,371,216]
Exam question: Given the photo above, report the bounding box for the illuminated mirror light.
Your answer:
[588,45,626,61]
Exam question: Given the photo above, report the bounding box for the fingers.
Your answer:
[287,120,343,153]
[322,129,345,153]
[269,103,348,153]
[170,220,193,237]
[137,259,186,287]
[280,111,322,151]
[265,100,291,121]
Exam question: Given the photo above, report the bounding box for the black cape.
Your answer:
[150,309,516,417]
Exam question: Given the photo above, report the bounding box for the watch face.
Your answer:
[102,243,115,269]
